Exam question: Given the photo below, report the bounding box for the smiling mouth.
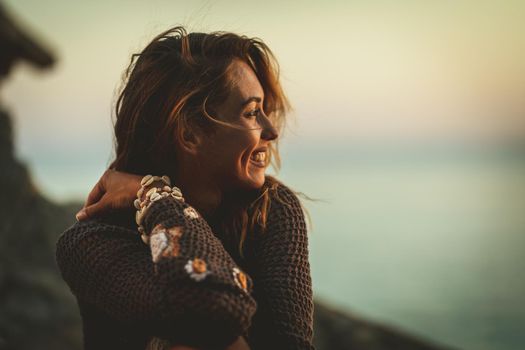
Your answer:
[249,151,266,168]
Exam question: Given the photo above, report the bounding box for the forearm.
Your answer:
[56,196,256,347]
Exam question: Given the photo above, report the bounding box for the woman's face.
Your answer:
[196,59,279,192]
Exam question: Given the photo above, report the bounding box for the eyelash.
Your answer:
[245,108,261,118]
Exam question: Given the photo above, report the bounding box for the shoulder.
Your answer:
[59,218,133,238]
[55,218,144,280]
[267,178,304,214]
[264,177,307,231]
[56,218,137,252]
[251,178,310,259]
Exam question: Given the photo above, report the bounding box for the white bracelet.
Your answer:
[134,175,185,244]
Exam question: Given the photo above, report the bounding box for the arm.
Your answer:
[247,184,315,349]
[56,195,256,348]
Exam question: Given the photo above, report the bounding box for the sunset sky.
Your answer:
[2,0,525,198]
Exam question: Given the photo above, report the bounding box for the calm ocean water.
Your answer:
[26,146,525,350]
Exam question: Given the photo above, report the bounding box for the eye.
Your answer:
[245,108,261,118]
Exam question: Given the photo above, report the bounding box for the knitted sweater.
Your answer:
[55,181,314,350]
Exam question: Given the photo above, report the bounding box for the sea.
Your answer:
[23,143,525,350]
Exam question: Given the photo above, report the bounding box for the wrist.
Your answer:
[134,175,185,244]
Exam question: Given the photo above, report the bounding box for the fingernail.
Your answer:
[76,210,87,221]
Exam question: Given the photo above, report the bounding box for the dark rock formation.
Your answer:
[0,2,54,77]
[0,112,83,349]
[313,301,452,350]
[0,3,75,348]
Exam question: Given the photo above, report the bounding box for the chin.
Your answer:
[229,163,266,191]
[240,171,265,190]
[246,176,265,190]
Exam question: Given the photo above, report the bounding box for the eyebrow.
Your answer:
[241,96,262,107]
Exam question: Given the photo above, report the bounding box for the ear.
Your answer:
[176,126,202,156]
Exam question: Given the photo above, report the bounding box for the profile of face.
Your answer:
[192,59,279,192]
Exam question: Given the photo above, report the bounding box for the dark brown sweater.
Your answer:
[55,182,314,350]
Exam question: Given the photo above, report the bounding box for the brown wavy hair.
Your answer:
[109,26,303,257]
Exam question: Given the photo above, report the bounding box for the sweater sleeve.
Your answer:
[55,196,257,348]
[247,184,315,350]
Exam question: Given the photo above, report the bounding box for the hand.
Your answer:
[76,169,142,221]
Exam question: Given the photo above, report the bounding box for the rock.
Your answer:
[0,112,83,349]
[313,300,452,350]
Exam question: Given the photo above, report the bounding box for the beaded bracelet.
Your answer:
[134,174,184,244]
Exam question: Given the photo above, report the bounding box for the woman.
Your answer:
[56,26,314,350]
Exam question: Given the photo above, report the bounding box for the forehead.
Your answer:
[228,59,264,101]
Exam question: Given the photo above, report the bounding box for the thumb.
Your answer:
[76,196,109,221]
[83,177,106,209]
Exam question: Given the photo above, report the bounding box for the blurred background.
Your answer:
[1,0,524,349]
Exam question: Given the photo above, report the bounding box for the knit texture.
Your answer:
[55,181,314,349]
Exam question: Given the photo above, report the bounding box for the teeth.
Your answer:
[252,151,266,162]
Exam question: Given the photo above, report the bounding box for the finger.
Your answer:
[77,195,110,221]
[83,178,105,209]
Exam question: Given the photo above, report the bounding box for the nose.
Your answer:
[258,112,279,141]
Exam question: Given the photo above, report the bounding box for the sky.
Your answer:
[2,0,525,199]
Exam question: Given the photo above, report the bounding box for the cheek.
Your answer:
[204,129,260,170]
[205,135,245,167]
[223,130,259,155]
[237,131,260,159]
